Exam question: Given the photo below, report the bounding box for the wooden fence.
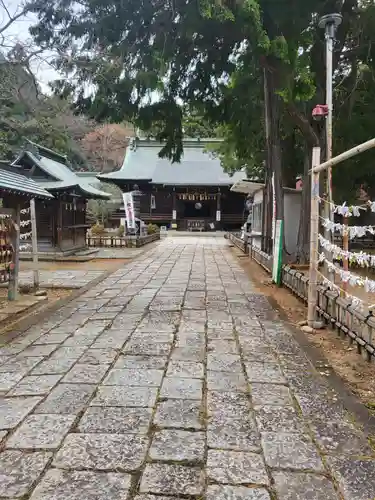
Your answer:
[86,233,160,248]
[228,232,375,362]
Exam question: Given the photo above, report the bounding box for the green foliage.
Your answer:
[86,182,122,225]
[117,225,125,236]
[26,0,375,202]
[0,61,91,168]
[147,223,159,234]
[90,223,105,234]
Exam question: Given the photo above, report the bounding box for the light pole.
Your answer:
[319,13,342,280]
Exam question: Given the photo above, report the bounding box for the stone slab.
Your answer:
[207,391,250,421]
[207,371,248,392]
[207,354,243,372]
[154,399,204,429]
[29,469,132,500]
[262,432,324,471]
[78,348,118,365]
[207,449,269,485]
[206,486,271,500]
[6,414,75,449]
[0,372,24,392]
[91,386,158,408]
[208,340,238,354]
[0,450,51,497]
[207,417,261,452]
[53,433,148,471]
[244,363,287,384]
[0,356,45,374]
[139,463,205,495]
[114,355,168,370]
[8,375,62,396]
[166,360,204,379]
[149,429,205,462]
[272,472,339,500]
[255,406,305,433]
[103,369,164,387]
[251,383,293,406]
[30,357,77,375]
[78,406,152,434]
[33,333,71,345]
[0,396,42,430]
[62,364,109,384]
[160,378,203,400]
[170,347,205,362]
[17,344,58,357]
[309,419,374,456]
[34,384,96,415]
[327,455,375,500]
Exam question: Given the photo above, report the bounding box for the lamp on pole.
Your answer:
[318,12,342,280]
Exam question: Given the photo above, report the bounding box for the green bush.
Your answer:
[117,225,125,236]
[147,223,159,234]
[90,223,105,235]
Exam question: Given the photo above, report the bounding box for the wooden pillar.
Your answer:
[216,190,221,229]
[8,205,20,301]
[308,147,321,327]
[57,200,63,250]
[172,188,177,228]
[30,199,39,289]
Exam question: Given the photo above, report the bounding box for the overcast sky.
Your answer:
[1,0,59,92]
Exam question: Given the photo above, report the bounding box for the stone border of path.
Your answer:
[0,241,162,346]
[0,268,116,346]
[251,272,375,437]
[230,240,375,436]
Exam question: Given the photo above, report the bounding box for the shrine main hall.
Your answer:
[98,138,247,232]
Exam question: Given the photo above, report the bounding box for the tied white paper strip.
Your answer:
[319,198,375,217]
[319,274,363,308]
[318,234,375,267]
[0,214,11,219]
[20,231,32,240]
[318,254,375,293]
[20,244,32,252]
[20,208,30,215]
[322,218,375,239]
[20,220,31,228]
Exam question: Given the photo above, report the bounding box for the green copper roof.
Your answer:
[13,145,111,200]
[98,139,245,186]
[0,164,54,199]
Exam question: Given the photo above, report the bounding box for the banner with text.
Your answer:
[123,192,136,230]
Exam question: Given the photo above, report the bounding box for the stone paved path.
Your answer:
[18,269,105,288]
[0,236,374,499]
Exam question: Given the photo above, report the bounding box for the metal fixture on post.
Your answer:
[318,12,343,280]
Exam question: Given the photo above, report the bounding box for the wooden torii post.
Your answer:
[308,138,375,328]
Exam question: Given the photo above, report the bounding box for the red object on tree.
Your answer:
[312,104,329,119]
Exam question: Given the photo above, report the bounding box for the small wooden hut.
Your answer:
[0,162,53,299]
[11,141,110,256]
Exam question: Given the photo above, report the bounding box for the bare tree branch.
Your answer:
[0,0,12,21]
[0,3,30,36]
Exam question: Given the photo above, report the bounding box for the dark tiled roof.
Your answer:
[98,139,244,186]
[0,164,53,199]
[13,142,111,200]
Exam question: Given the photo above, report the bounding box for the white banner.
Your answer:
[122,192,136,230]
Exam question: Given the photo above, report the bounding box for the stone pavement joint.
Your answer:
[0,236,374,499]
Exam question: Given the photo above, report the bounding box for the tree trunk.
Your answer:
[295,147,311,263]
[262,67,284,255]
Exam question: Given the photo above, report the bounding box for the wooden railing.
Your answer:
[86,233,160,248]
[229,232,375,362]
